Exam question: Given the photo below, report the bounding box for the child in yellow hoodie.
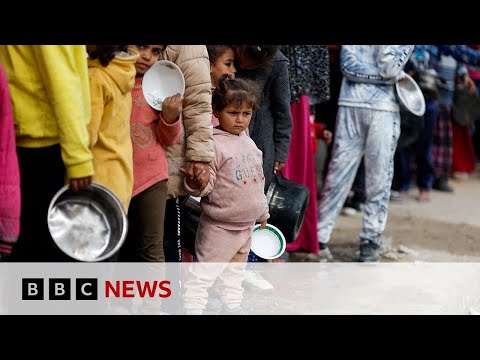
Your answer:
[0,45,94,261]
[87,46,139,213]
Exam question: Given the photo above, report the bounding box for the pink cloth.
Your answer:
[284,95,319,254]
[0,64,21,254]
[185,128,270,230]
[452,122,476,174]
[130,77,182,197]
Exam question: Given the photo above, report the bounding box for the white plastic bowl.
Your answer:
[395,73,426,117]
[251,224,286,260]
[142,60,185,111]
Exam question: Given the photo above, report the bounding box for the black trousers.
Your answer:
[10,145,73,262]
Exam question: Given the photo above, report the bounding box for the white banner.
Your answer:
[1,263,480,315]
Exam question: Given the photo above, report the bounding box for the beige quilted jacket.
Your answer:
[160,45,213,198]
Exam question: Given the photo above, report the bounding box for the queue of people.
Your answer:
[1,45,479,314]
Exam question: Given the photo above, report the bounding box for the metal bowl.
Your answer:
[47,182,128,262]
[395,73,426,117]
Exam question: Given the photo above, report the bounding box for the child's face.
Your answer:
[128,45,163,76]
[210,48,236,87]
[215,102,253,135]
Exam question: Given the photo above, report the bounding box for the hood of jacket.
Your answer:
[88,49,138,94]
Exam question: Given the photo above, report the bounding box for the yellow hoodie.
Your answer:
[0,45,93,180]
[87,49,138,211]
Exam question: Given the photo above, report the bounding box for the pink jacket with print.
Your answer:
[0,65,20,254]
[185,128,270,230]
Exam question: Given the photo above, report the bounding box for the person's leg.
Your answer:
[130,181,167,262]
[218,227,252,314]
[432,105,454,192]
[395,148,412,194]
[183,218,246,314]
[317,107,365,246]
[415,101,438,201]
[361,110,400,261]
[123,181,168,313]
[11,145,71,262]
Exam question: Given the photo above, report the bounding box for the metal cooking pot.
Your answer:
[266,172,309,243]
[47,182,128,262]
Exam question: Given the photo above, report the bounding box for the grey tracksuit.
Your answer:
[317,45,414,246]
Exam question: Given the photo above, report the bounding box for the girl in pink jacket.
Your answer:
[119,45,183,263]
[182,74,269,315]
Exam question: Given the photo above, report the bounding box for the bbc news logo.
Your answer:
[22,278,98,300]
[22,278,171,300]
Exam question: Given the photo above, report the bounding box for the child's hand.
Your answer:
[259,220,267,229]
[322,129,333,145]
[161,93,182,124]
[180,163,208,191]
[180,167,202,190]
[187,161,210,192]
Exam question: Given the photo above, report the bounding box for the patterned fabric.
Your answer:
[185,128,270,230]
[281,45,330,104]
[130,77,182,197]
[433,105,453,178]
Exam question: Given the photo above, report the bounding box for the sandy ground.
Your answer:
[327,169,480,262]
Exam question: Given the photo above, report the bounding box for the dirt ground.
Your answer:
[316,168,480,262]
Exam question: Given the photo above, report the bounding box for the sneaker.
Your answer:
[206,295,223,312]
[390,190,405,202]
[433,177,454,192]
[221,304,249,315]
[318,243,333,261]
[243,270,274,291]
[359,241,380,262]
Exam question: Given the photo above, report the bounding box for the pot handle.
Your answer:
[272,170,287,186]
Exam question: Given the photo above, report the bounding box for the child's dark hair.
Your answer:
[206,45,233,64]
[212,74,261,112]
[233,45,280,69]
[89,45,128,67]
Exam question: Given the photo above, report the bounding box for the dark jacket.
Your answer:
[236,50,293,191]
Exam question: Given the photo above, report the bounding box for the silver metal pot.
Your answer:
[47,182,128,262]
